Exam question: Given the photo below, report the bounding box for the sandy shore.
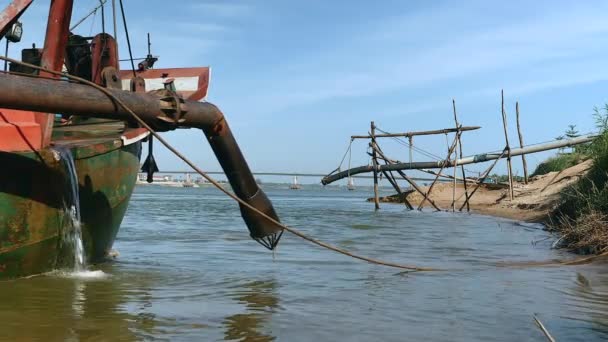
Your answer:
[373,159,593,223]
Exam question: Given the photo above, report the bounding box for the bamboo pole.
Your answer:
[420,169,479,184]
[501,90,515,200]
[451,101,458,211]
[382,169,414,210]
[395,169,442,211]
[374,146,440,211]
[351,126,480,139]
[516,102,529,184]
[452,136,458,212]
[373,144,414,209]
[452,99,470,211]
[459,148,508,211]
[417,130,461,210]
[371,121,380,210]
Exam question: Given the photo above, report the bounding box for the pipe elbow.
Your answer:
[182,101,228,137]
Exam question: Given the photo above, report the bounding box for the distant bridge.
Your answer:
[151,171,444,182]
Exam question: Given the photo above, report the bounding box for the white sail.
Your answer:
[290,175,301,189]
[347,176,355,190]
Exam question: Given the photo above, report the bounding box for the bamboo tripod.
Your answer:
[329,92,542,212]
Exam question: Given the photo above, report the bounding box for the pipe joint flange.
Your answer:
[150,89,188,127]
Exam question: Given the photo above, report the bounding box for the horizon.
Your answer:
[8,0,608,185]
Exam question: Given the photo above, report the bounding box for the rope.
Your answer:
[0,56,433,272]
[1,56,606,272]
[118,0,136,77]
[100,0,106,35]
[347,139,352,180]
[326,139,352,176]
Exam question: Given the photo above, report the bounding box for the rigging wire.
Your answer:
[327,139,353,176]
[70,0,107,31]
[88,7,97,36]
[118,0,136,77]
[100,0,105,35]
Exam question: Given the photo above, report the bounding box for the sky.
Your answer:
[8,0,608,184]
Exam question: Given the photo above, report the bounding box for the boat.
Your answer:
[347,177,355,190]
[0,0,283,279]
[289,176,302,190]
[182,173,199,188]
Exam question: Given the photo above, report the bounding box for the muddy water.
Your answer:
[1,185,608,341]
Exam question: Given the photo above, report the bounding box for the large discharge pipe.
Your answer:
[322,135,596,185]
[0,73,283,248]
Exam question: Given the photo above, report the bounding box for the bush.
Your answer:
[551,131,608,253]
[532,153,587,177]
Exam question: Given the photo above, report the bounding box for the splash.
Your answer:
[55,147,86,272]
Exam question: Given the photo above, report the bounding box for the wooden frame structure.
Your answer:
[323,94,595,212]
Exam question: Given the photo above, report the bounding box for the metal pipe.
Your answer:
[322,135,596,185]
[38,0,74,146]
[0,73,218,128]
[0,72,282,241]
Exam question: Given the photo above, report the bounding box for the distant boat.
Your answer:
[289,176,302,190]
[182,173,199,188]
[347,177,355,191]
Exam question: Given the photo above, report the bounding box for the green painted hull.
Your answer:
[0,135,141,279]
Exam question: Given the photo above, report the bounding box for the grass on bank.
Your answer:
[532,153,587,177]
[551,109,608,254]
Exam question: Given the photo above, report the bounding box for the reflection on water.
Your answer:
[223,280,278,341]
[0,270,139,341]
[1,185,608,341]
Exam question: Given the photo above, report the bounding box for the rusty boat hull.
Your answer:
[0,124,144,279]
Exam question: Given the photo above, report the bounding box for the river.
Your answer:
[1,185,608,341]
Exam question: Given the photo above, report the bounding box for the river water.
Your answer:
[2,185,608,341]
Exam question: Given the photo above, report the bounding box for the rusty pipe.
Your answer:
[0,72,283,246]
[0,73,219,130]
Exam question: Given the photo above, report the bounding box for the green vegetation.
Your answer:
[531,153,587,177]
[551,107,608,254]
[531,124,590,177]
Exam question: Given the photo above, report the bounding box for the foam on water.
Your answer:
[53,270,109,280]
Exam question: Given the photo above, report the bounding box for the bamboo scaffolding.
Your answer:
[321,134,594,185]
[383,169,414,210]
[373,144,414,209]
[458,148,508,211]
[374,145,441,211]
[417,130,461,210]
[516,102,529,184]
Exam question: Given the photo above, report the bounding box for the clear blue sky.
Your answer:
[10,0,608,183]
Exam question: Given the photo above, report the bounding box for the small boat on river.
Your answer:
[289,176,302,190]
